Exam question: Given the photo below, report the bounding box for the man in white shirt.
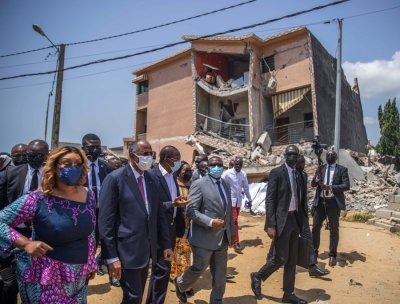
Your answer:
[222,156,252,253]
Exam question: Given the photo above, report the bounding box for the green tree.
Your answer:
[376,98,400,170]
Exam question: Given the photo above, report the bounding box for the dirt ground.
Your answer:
[87,214,400,304]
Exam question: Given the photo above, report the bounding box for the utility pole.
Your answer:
[51,43,65,150]
[334,18,343,158]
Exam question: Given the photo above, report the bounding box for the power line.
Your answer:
[0,0,350,81]
[0,0,257,58]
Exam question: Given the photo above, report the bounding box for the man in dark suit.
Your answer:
[99,140,172,304]
[311,150,350,267]
[146,145,189,304]
[81,133,116,282]
[174,156,234,304]
[251,145,308,304]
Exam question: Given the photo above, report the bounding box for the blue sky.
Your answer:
[1,0,399,153]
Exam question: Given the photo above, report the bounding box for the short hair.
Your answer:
[297,155,305,163]
[177,160,189,175]
[208,156,222,164]
[41,146,88,196]
[28,140,49,152]
[195,154,208,162]
[159,146,179,163]
[82,133,100,145]
[11,144,28,154]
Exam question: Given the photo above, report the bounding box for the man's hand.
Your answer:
[108,260,122,280]
[87,271,96,281]
[23,241,53,257]
[164,248,173,261]
[314,168,322,179]
[267,226,276,239]
[211,219,224,230]
[172,196,191,208]
[321,184,332,191]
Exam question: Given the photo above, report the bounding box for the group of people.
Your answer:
[0,136,350,304]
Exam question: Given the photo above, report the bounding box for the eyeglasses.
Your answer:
[210,164,223,168]
[59,162,84,169]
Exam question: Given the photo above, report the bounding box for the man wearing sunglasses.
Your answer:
[174,156,234,304]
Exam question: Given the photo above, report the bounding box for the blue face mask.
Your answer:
[169,160,182,173]
[209,165,223,179]
[60,166,83,186]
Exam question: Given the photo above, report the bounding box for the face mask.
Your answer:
[326,154,336,165]
[169,160,182,173]
[12,155,28,166]
[135,155,153,171]
[182,170,193,182]
[285,154,298,167]
[27,153,46,169]
[209,165,223,179]
[59,166,83,186]
[85,146,101,161]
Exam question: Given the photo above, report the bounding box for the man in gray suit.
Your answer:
[174,156,234,304]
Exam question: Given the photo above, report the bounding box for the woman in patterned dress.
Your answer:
[0,146,97,303]
[170,161,194,296]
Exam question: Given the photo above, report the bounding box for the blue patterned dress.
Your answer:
[0,191,97,304]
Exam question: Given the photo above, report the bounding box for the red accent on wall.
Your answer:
[195,52,229,81]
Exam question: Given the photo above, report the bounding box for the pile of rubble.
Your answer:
[186,131,398,213]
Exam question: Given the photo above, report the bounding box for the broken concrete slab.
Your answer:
[256,132,272,153]
[374,220,397,232]
[375,209,392,219]
[338,149,365,186]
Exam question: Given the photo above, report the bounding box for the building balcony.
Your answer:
[137,92,148,109]
[265,120,314,145]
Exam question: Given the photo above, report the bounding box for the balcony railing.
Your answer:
[265,120,314,145]
[196,113,250,143]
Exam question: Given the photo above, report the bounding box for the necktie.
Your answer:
[137,176,146,203]
[325,166,331,196]
[216,180,227,210]
[291,170,299,211]
[30,169,39,191]
[91,163,98,203]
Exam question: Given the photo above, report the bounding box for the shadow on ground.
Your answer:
[87,282,111,295]
[319,250,366,267]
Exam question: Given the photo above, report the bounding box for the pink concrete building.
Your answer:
[126,27,367,163]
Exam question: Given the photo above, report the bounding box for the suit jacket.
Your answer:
[84,159,113,188]
[311,164,350,210]
[298,170,309,216]
[148,166,185,249]
[0,164,29,209]
[264,164,308,237]
[187,175,234,251]
[98,166,171,269]
[191,169,201,182]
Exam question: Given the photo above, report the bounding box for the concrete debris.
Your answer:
[256,132,272,154]
[187,132,398,213]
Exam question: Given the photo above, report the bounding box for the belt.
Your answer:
[288,210,297,216]
[320,196,335,201]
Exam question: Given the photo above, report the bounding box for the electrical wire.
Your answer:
[0,0,350,81]
[0,0,257,58]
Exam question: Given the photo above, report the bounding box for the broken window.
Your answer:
[304,112,313,128]
[261,55,275,73]
[137,80,149,95]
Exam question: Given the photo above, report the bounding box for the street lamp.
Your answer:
[32,24,65,150]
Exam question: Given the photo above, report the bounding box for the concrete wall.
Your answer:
[310,34,368,152]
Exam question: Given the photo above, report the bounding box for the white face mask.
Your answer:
[135,155,153,171]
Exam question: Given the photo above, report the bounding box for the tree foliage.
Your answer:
[377,98,400,170]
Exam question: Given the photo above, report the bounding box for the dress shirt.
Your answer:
[321,163,336,198]
[23,165,44,194]
[208,176,228,227]
[222,168,252,208]
[87,159,101,199]
[107,164,149,265]
[285,162,297,211]
[159,164,178,219]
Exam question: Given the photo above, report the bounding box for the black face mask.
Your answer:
[12,155,28,166]
[182,170,193,182]
[285,155,298,167]
[85,146,101,161]
[27,153,46,169]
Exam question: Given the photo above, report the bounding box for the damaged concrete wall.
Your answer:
[310,34,368,152]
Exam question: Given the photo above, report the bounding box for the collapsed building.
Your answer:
[124,27,368,180]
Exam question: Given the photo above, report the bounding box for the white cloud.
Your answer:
[343,51,400,99]
[363,116,377,125]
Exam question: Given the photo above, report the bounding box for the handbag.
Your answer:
[297,235,313,269]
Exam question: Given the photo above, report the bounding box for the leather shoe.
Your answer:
[308,264,330,277]
[96,267,105,276]
[329,256,337,267]
[109,277,121,287]
[233,243,243,254]
[173,277,187,303]
[250,272,262,298]
[282,293,308,304]
[185,288,194,297]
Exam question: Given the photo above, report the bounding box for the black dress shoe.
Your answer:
[96,267,105,276]
[250,272,262,298]
[329,256,337,267]
[282,293,308,304]
[185,288,194,297]
[308,264,330,277]
[173,277,187,303]
[110,278,121,287]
